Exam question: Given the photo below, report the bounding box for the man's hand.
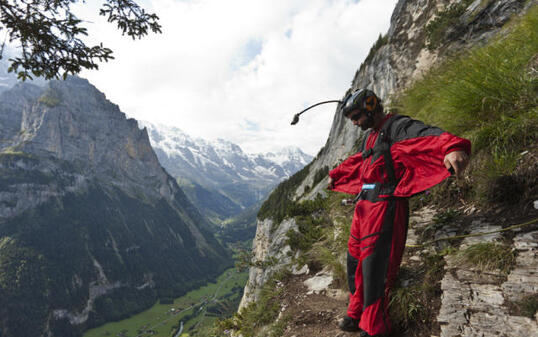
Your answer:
[328,176,334,190]
[444,151,469,177]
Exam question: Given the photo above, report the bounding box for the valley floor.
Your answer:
[83,268,248,337]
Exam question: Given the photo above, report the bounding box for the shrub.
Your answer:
[389,253,445,331]
[217,270,291,337]
[359,33,389,71]
[512,294,538,318]
[425,0,474,50]
[38,88,62,107]
[286,215,325,253]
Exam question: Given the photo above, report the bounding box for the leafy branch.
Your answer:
[0,0,162,80]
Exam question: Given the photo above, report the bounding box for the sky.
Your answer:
[73,0,398,156]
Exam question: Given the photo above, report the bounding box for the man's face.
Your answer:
[346,109,371,131]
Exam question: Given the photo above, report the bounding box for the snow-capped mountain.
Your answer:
[139,121,313,221]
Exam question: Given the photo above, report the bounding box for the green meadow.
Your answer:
[83,268,248,337]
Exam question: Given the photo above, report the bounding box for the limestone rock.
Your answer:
[304,272,334,294]
[239,217,297,310]
[439,228,538,337]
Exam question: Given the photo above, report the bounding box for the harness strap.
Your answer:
[359,115,408,201]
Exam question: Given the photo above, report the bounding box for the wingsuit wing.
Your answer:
[328,152,365,194]
[391,131,471,197]
[328,116,471,197]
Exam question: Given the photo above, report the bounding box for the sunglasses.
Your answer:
[346,110,365,121]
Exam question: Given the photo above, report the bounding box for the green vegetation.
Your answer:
[225,6,538,337]
[84,268,248,337]
[288,191,353,284]
[425,0,475,50]
[0,164,231,337]
[312,165,329,188]
[396,5,538,205]
[389,253,445,331]
[215,270,291,337]
[359,33,389,70]
[455,242,516,274]
[511,294,538,318]
[286,216,326,253]
[217,191,354,336]
[38,88,62,107]
[1,0,160,80]
[286,194,327,219]
[309,245,347,288]
[258,162,312,223]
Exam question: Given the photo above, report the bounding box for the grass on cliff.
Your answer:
[214,270,291,337]
[389,253,446,333]
[287,191,353,287]
[395,5,538,205]
[216,191,354,337]
[455,242,516,274]
[510,294,538,318]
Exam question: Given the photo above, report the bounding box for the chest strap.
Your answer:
[356,182,397,202]
[359,115,408,201]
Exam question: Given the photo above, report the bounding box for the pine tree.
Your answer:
[0,0,162,80]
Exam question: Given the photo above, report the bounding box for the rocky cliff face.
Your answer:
[238,0,536,331]
[2,78,170,199]
[238,217,297,310]
[0,77,231,337]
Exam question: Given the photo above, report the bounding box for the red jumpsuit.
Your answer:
[329,114,471,336]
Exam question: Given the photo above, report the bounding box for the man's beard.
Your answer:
[360,116,375,130]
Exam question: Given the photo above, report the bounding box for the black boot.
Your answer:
[338,315,360,332]
[358,331,384,337]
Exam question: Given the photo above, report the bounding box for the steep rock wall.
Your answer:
[238,217,297,310]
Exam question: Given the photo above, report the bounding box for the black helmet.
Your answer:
[341,89,380,117]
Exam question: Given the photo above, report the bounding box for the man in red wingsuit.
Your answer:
[328,89,470,337]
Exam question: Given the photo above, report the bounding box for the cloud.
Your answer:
[78,0,398,155]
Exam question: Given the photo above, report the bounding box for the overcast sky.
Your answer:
[75,0,398,156]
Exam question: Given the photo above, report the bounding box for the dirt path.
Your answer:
[274,273,354,337]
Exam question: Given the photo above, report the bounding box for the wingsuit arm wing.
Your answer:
[328,152,365,194]
[390,118,471,197]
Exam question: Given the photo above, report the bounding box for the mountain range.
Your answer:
[141,121,313,222]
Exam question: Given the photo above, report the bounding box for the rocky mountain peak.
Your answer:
[140,120,313,216]
[0,76,172,201]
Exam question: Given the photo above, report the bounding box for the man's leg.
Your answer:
[358,200,408,336]
[346,251,363,320]
[339,240,363,332]
[345,208,365,323]
[347,251,359,294]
